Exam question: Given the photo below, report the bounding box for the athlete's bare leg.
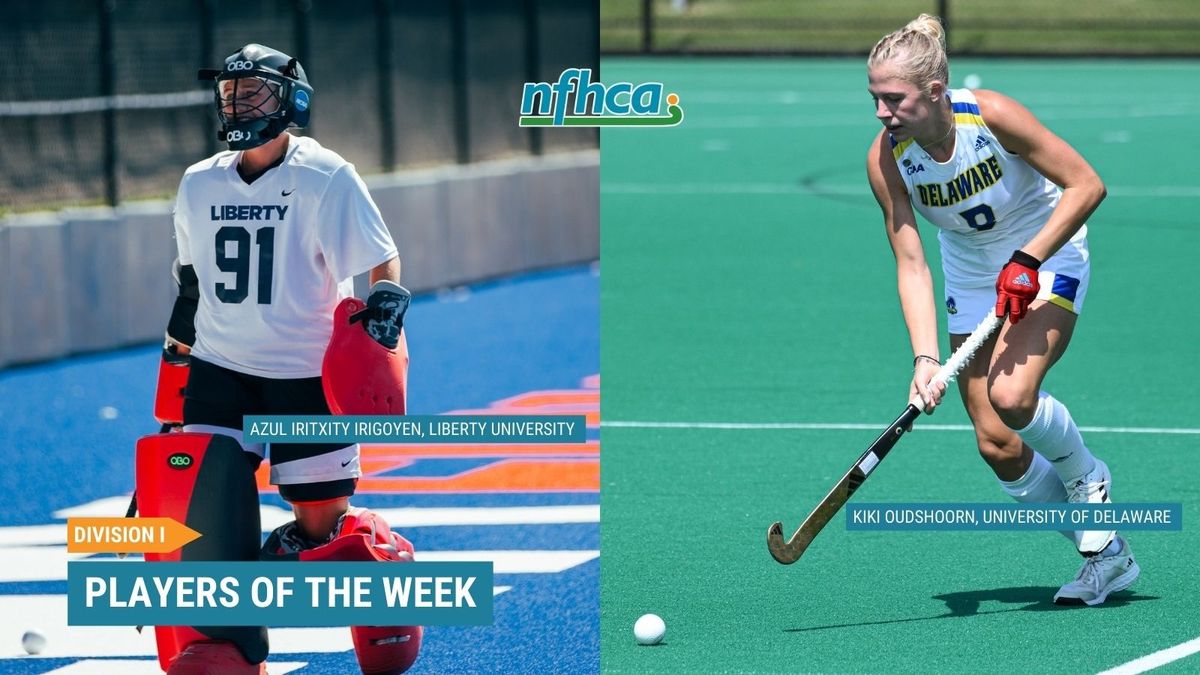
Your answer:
[953,300,1075,480]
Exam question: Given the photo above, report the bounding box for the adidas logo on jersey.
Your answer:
[974,135,990,150]
[1013,272,1035,288]
[210,204,290,221]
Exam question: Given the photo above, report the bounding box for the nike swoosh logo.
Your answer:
[341,459,354,467]
[281,188,295,196]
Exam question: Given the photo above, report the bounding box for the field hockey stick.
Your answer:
[767,312,1003,564]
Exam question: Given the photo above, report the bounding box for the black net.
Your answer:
[390,1,458,167]
[0,0,105,206]
[464,0,529,162]
[0,0,600,212]
[538,0,600,153]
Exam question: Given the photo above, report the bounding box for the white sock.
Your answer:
[1100,536,1122,557]
[998,450,1073,542]
[1014,392,1097,485]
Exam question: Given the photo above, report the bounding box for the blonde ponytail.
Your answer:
[868,14,950,93]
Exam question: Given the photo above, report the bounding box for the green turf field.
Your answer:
[600,58,1200,673]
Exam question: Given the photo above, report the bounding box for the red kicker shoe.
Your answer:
[262,507,424,674]
[167,641,266,675]
[351,624,424,674]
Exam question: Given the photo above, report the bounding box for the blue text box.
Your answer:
[68,561,493,626]
[846,503,1182,531]
[244,415,586,444]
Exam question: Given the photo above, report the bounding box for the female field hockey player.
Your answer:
[864,14,1138,605]
[161,44,420,672]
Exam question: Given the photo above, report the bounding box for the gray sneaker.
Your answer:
[1053,536,1139,606]
[1066,458,1116,554]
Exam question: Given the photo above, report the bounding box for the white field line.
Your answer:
[677,92,1196,109]
[602,183,1200,198]
[602,420,1200,435]
[0,547,598,582]
[41,661,307,674]
[416,550,599,574]
[653,105,1192,129]
[50,500,599,535]
[0,594,334,662]
[1096,635,1200,675]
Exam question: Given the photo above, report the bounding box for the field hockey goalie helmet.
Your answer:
[198,44,313,151]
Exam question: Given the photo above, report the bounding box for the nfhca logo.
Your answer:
[519,68,683,128]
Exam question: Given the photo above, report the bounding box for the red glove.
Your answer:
[995,250,1041,324]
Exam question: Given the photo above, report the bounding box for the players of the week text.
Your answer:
[845,503,1182,531]
[243,414,587,444]
[68,561,493,627]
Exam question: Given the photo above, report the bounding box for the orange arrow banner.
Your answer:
[66,517,202,554]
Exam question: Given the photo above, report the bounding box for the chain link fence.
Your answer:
[0,0,598,212]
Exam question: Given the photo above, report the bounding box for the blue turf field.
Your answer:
[0,265,599,674]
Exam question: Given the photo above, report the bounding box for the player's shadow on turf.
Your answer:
[784,586,1159,633]
[932,586,1158,614]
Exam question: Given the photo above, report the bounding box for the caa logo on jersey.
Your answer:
[903,158,925,175]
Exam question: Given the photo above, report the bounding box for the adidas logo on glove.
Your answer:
[1013,272,1035,288]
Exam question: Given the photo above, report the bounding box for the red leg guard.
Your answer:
[136,433,267,671]
[266,508,423,674]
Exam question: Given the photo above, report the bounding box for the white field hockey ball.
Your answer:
[22,628,47,655]
[634,613,666,645]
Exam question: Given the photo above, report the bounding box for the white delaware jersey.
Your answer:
[891,88,1088,287]
[174,135,397,377]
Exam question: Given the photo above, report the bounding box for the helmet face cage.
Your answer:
[200,44,313,151]
[217,75,287,124]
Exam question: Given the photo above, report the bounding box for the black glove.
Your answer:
[351,281,411,349]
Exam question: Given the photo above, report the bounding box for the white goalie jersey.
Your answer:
[173,135,397,378]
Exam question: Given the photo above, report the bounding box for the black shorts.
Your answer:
[183,357,357,502]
